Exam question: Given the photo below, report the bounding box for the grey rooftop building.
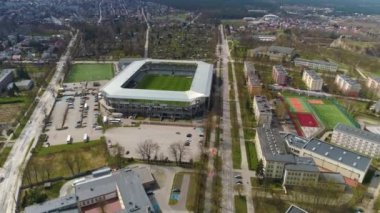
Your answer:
[25,167,156,213]
[253,96,272,125]
[332,123,380,158]
[0,69,14,92]
[284,133,371,183]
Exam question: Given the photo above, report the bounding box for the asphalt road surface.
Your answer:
[0,31,78,213]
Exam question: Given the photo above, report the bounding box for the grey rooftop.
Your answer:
[334,123,380,144]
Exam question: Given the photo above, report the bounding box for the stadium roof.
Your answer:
[334,123,380,144]
[102,59,213,103]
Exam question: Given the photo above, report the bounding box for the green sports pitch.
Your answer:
[135,74,193,91]
[65,63,114,83]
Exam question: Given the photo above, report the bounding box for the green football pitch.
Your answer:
[65,63,114,82]
[311,102,356,129]
[135,74,193,91]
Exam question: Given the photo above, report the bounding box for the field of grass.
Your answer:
[136,74,193,91]
[168,172,199,211]
[65,63,113,82]
[311,102,356,129]
[234,196,247,213]
[234,62,258,170]
[23,139,109,185]
[169,172,184,205]
[0,146,12,167]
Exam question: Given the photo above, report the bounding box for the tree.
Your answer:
[62,154,76,176]
[256,159,264,178]
[275,101,287,120]
[136,140,160,162]
[169,142,188,165]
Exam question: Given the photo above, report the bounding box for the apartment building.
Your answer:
[284,134,371,183]
[253,96,272,125]
[244,61,262,96]
[334,74,361,97]
[283,157,320,186]
[255,127,296,179]
[366,76,380,97]
[331,123,380,158]
[295,58,338,72]
[272,65,288,85]
[302,70,323,91]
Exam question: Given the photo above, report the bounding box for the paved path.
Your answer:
[142,8,150,58]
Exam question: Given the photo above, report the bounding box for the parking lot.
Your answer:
[105,125,203,162]
[45,82,106,145]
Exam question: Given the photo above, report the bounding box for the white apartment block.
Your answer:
[295,58,338,72]
[332,123,380,158]
[302,70,323,91]
[334,74,361,96]
[253,96,272,125]
[366,76,380,97]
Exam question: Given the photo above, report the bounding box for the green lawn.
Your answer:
[169,172,184,205]
[234,196,248,213]
[65,63,114,82]
[311,103,356,129]
[0,146,12,167]
[36,139,104,156]
[136,74,193,91]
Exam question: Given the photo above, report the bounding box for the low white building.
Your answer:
[366,76,380,97]
[332,123,380,158]
[334,74,361,96]
[295,58,338,72]
[302,70,323,91]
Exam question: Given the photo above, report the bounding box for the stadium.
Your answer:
[101,59,213,119]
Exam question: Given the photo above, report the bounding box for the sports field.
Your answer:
[284,95,357,129]
[65,63,114,82]
[311,102,356,129]
[136,74,193,91]
[295,113,319,127]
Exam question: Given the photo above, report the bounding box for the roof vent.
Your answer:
[312,147,316,151]
[330,146,334,150]
[317,142,321,145]
[325,152,329,156]
[353,162,357,167]
[343,151,346,155]
[338,157,342,161]
[357,156,361,160]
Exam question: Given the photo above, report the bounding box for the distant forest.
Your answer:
[150,0,380,17]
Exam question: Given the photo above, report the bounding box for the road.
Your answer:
[219,24,235,213]
[141,7,150,58]
[97,0,103,25]
[0,31,78,213]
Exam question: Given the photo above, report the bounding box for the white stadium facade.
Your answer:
[101,59,213,119]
